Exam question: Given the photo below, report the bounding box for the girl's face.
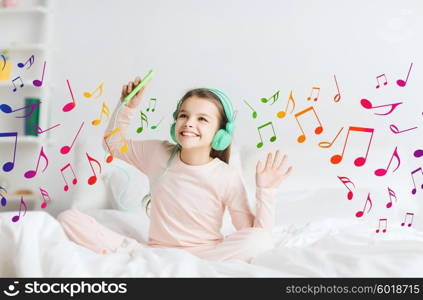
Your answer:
[175,96,221,151]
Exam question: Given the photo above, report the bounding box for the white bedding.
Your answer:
[1,210,423,277]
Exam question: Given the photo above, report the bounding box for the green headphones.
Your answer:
[170,88,235,151]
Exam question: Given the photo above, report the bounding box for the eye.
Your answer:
[199,117,208,122]
[178,113,187,118]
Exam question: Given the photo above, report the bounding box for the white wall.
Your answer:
[39,0,423,228]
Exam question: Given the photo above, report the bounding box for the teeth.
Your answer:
[181,132,198,137]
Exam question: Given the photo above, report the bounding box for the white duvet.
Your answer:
[1,210,423,277]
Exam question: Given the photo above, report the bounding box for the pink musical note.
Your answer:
[330,126,374,167]
[414,149,422,158]
[32,61,46,87]
[62,79,76,112]
[401,212,414,227]
[0,132,18,172]
[60,121,84,154]
[86,152,102,185]
[11,76,24,92]
[33,123,61,134]
[386,187,397,208]
[375,74,388,88]
[356,193,372,218]
[306,87,320,102]
[39,187,51,209]
[389,124,417,134]
[12,197,27,222]
[17,55,35,69]
[0,186,7,207]
[337,176,355,200]
[294,106,323,143]
[60,163,78,192]
[318,127,344,148]
[24,146,48,179]
[360,98,402,116]
[276,90,295,119]
[376,218,388,233]
[410,167,423,195]
[397,63,413,87]
[333,75,341,102]
[374,146,400,176]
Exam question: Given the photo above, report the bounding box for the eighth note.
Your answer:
[60,121,84,154]
[401,212,414,227]
[39,187,51,209]
[86,152,102,185]
[294,106,323,143]
[146,98,157,112]
[307,87,320,102]
[261,90,280,105]
[33,61,46,87]
[410,167,423,195]
[17,55,35,69]
[276,90,295,119]
[375,74,388,88]
[374,146,400,176]
[12,197,27,222]
[360,98,403,116]
[376,218,388,233]
[83,82,103,99]
[256,121,277,148]
[136,111,148,134]
[24,146,48,179]
[356,193,372,218]
[337,176,355,200]
[397,62,413,87]
[60,163,78,192]
[243,100,257,119]
[0,186,7,207]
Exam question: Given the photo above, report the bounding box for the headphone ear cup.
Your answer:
[170,122,178,144]
[211,129,232,151]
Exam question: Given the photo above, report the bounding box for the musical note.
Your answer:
[375,74,388,88]
[33,61,46,87]
[256,121,277,148]
[83,82,103,99]
[24,146,48,178]
[356,193,372,218]
[0,186,7,207]
[33,123,61,134]
[333,75,341,102]
[60,121,84,154]
[414,149,422,158]
[243,100,257,118]
[386,187,397,208]
[389,124,417,134]
[276,90,295,118]
[146,98,157,112]
[397,62,413,87]
[376,218,388,233]
[86,152,102,185]
[17,55,35,69]
[410,167,423,195]
[261,90,280,105]
[330,126,374,167]
[360,99,402,116]
[1,54,5,71]
[39,187,51,209]
[136,111,149,134]
[337,176,355,200]
[318,127,344,148]
[62,79,76,112]
[92,102,110,126]
[60,163,78,192]
[11,76,24,92]
[104,128,128,163]
[0,132,18,172]
[12,197,27,222]
[294,106,323,143]
[306,87,320,102]
[401,212,414,227]
[375,146,400,176]
[0,101,41,119]
[151,117,164,130]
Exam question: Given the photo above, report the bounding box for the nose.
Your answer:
[183,116,195,128]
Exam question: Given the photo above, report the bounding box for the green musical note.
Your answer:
[256,121,277,148]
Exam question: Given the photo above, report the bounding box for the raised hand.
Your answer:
[120,76,149,109]
[256,150,293,189]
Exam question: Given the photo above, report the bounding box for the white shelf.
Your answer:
[0,7,47,14]
[0,135,46,144]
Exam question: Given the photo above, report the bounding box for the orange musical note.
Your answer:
[294,106,323,143]
[356,193,372,218]
[401,212,414,227]
[104,128,128,163]
[86,152,102,185]
[12,197,27,222]
[39,187,51,209]
[397,62,413,87]
[333,75,341,102]
[376,218,388,233]
[410,167,423,195]
[33,61,46,87]
[389,124,417,134]
[60,163,78,192]
[330,126,374,167]
[146,98,157,112]
[243,100,257,119]
[17,55,35,69]
[92,103,110,126]
[386,186,397,208]
[306,87,320,102]
[375,146,400,177]
[0,132,18,172]
[276,90,295,118]
[337,176,355,200]
[318,127,344,148]
[375,74,388,88]
[60,121,84,154]
[83,82,103,99]
[63,79,77,112]
[261,90,280,105]
[256,121,277,148]
[24,146,48,178]
[11,76,24,92]
[360,98,402,116]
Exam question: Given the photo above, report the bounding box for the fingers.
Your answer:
[264,152,272,170]
[272,150,281,169]
[256,160,263,173]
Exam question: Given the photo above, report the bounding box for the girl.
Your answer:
[57,77,293,263]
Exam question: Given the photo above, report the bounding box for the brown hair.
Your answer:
[176,88,232,164]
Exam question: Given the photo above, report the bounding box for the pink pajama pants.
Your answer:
[57,209,274,263]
